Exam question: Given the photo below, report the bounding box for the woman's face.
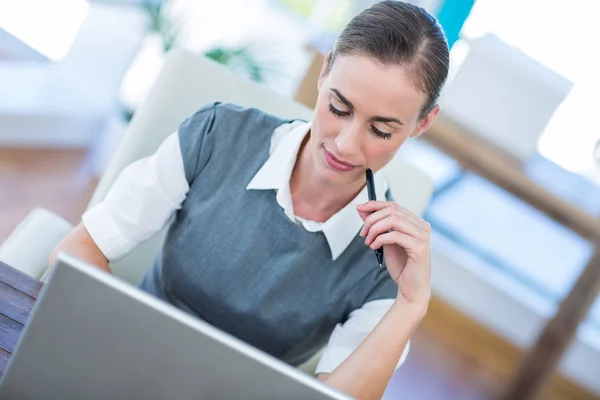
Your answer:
[310,54,439,186]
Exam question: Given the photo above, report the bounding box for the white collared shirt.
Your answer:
[246,120,390,260]
[82,121,409,374]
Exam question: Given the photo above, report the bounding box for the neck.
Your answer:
[290,134,364,222]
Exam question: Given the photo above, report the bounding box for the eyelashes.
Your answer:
[370,126,392,140]
[328,103,347,117]
[328,103,392,140]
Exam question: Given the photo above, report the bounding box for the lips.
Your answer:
[328,151,354,167]
[323,147,356,171]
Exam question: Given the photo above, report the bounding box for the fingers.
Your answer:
[357,210,371,222]
[357,201,389,222]
[359,207,396,236]
[364,214,427,247]
[358,201,430,240]
[357,200,392,213]
[358,201,429,229]
[370,231,429,259]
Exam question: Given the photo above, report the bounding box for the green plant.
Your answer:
[203,44,279,84]
[140,1,279,84]
[141,1,181,52]
[276,0,319,18]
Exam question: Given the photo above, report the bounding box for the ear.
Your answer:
[410,104,440,138]
[317,51,333,92]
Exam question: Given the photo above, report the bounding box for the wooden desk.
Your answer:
[0,260,42,377]
[426,115,600,400]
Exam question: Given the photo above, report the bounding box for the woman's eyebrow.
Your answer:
[372,116,404,126]
[330,88,354,111]
[330,88,404,126]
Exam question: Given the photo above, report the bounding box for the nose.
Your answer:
[335,122,362,158]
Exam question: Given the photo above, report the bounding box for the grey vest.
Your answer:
[139,102,397,366]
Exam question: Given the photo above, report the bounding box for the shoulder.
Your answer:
[183,102,289,134]
[177,102,295,182]
[177,101,288,157]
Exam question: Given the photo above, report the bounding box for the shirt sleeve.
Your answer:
[81,132,189,261]
[315,299,410,375]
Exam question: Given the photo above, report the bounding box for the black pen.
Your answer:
[365,169,384,268]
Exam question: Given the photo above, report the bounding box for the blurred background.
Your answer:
[1,0,599,398]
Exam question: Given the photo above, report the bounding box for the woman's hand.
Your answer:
[357,201,431,314]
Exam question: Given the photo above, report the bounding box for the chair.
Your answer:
[0,48,433,373]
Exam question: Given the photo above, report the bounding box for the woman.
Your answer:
[52,1,449,399]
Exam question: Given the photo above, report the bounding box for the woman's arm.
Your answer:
[317,301,423,399]
[49,223,112,273]
[317,200,431,399]
[48,132,190,273]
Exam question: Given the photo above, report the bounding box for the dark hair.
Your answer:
[327,0,449,119]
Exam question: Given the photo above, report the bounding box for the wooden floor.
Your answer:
[388,325,500,399]
[0,148,98,241]
[0,148,596,400]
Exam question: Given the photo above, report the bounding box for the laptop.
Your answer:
[0,253,352,400]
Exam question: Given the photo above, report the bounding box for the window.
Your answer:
[408,0,600,332]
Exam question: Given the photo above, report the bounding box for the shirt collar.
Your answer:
[247,121,389,260]
[322,173,388,260]
[246,120,308,192]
